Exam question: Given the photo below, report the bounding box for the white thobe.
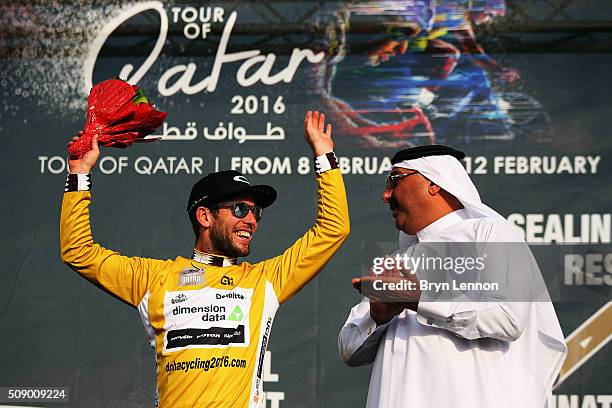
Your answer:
[339,209,566,408]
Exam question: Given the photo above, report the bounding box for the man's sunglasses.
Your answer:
[385,171,419,190]
[210,201,263,222]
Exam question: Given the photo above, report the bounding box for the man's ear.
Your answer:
[196,207,213,228]
[427,182,441,195]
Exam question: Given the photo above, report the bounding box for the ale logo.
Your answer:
[229,305,244,322]
[220,275,234,286]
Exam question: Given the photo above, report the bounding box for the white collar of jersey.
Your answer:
[192,249,237,267]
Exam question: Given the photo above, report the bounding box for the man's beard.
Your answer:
[389,197,399,211]
[209,222,250,258]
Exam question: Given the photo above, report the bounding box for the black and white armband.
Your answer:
[64,173,92,192]
[314,152,339,174]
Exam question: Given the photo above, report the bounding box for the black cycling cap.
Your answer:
[187,170,277,220]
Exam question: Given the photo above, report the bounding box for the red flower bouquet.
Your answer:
[68,79,167,158]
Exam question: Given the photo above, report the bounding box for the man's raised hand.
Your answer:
[304,110,334,156]
[68,132,100,174]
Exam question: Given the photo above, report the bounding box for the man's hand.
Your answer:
[304,110,334,156]
[68,132,100,174]
[354,277,405,325]
[352,257,421,325]
[370,300,405,326]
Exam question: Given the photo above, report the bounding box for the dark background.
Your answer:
[1,1,610,406]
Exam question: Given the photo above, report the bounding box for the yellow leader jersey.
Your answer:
[60,169,349,407]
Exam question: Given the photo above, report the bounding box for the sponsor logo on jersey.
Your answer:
[163,287,253,352]
[254,317,274,402]
[216,292,244,300]
[257,317,273,380]
[178,267,205,287]
[220,275,234,286]
[166,325,246,349]
[171,293,187,304]
[228,305,244,321]
[172,304,225,315]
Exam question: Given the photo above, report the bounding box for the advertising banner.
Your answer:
[1,1,610,407]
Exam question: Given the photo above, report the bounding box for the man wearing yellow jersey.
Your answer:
[60,111,350,407]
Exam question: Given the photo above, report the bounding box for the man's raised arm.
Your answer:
[261,111,350,304]
[60,134,169,307]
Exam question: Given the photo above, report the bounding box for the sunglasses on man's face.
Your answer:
[385,171,419,190]
[211,201,263,222]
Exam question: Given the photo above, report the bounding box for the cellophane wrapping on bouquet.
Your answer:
[68,78,167,158]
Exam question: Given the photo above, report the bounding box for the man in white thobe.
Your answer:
[339,145,566,408]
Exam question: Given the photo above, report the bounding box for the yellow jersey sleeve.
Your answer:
[261,168,350,304]
[60,191,170,307]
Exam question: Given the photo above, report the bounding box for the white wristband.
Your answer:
[314,152,339,174]
[65,173,91,192]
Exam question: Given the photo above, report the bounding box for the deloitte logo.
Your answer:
[228,305,244,322]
